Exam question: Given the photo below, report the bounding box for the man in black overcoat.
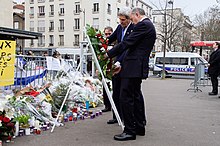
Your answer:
[208,42,220,96]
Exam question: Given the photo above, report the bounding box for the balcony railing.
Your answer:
[49,12,54,16]
[38,27,45,32]
[73,42,79,46]
[92,8,99,14]
[38,13,45,18]
[38,43,45,47]
[73,10,80,15]
[58,27,64,32]
[58,42,64,46]
[29,14,34,18]
[49,27,54,32]
[58,11,65,16]
[73,26,80,30]
[29,27,34,31]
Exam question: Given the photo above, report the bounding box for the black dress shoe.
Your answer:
[208,92,217,95]
[107,119,118,124]
[102,108,111,112]
[114,133,136,141]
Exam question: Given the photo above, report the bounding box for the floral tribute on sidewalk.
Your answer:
[0,69,104,144]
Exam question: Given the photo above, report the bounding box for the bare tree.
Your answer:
[194,5,220,41]
[151,0,192,52]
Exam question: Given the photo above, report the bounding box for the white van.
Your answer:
[153,52,208,76]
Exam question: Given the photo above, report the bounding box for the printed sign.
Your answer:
[0,40,16,86]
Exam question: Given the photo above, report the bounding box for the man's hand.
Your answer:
[113,65,121,75]
[103,53,108,60]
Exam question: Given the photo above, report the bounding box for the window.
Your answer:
[156,57,188,65]
[38,35,45,47]
[30,7,34,17]
[38,20,45,32]
[131,0,134,7]
[92,18,99,29]
[59,35,64,46]
[136,0,138,6]
[117,8,120,14]
[59,4,64,15]
[49,35,54,46]
[93,3,99,13]
[49,20,54,31]
[59,19,64,31]
[30,21,34,31]
[49,5,54,16]
[153,17,156,23]
[38,6,45,17]
[74,34,79,46]
[118,0,121,3]
[30,0,34,4]
[14,22,19,29]
[74,18,80,30]
[126,0,129,6]
[107,4,111,14]
[75,2,80,14]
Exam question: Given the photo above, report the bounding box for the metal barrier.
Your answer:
[187,63,213,92]
[1,55,78,91]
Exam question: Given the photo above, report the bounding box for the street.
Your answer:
[5,77,220,146]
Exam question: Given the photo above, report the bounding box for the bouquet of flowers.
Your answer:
[0,110,15,141]
[86,25,114,80]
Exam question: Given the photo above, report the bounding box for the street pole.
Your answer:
[168,0,174,51]
[161,1,168,79]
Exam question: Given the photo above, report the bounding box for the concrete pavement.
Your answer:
[5,77,220,146]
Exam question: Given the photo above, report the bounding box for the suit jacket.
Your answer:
[107,18,156,79]
[208,48,220,75]
[108,23,134,63]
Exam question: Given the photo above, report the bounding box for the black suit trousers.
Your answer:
[112,74,122,120]
[103,82,111,109]
[210,74,219,93]
[120,78,146,135]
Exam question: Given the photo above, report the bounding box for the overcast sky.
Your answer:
[15,0,218,19]
[145,0,218,19]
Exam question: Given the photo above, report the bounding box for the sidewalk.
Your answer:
[5,78,220,146]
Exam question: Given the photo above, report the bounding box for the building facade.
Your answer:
[13,2,25,53]
[0,0,13,28]
[24,0,152,55]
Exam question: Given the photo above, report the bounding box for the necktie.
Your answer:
[121,28,125,42]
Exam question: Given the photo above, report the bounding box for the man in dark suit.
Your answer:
[106,7,134,124]
[208,42,220,96]
[102,26,113,112]
[106,7,156,141]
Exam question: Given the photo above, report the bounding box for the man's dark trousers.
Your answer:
[112,74,122,120]
[120,78,146,135]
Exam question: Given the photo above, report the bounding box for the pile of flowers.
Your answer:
[0,110,15,141]
[86,25,114,80]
